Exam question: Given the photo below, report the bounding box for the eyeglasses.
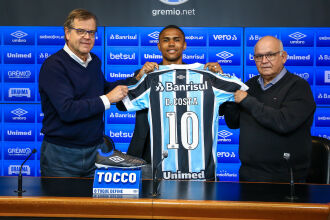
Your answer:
[70,27,97,37]
[253,51,282,62]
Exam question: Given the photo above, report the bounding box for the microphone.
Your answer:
[152,151,168,197]
[15,149,37,195]
[283,152,298,201]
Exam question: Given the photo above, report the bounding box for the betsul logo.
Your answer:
[159,0,189,5]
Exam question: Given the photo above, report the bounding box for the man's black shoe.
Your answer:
[95,149,147,168]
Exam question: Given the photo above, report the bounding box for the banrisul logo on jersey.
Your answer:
[159,0,189,5]
[155,81,208,92]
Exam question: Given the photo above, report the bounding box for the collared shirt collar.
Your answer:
[63,44,92,68]
[258,67,287,91]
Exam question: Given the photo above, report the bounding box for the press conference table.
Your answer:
[0,177,329,219]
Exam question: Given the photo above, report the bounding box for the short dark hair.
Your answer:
[64,8,98,30]
[159,25,185,42]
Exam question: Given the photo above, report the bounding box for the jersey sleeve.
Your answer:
[211,73,249,103]
[122,74,151,112]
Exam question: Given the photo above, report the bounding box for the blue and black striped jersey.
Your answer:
[122,63,248,180]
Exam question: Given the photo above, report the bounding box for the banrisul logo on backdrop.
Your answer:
[159,0,189,5]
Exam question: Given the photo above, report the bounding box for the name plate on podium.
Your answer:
[93,167,141,196]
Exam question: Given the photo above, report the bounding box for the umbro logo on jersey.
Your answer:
[155,81,208,92]
[108,156,125,163]
[177,75,186,80]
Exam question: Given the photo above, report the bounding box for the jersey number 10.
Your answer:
[166,111,199,150]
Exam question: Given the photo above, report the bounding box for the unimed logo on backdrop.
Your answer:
[4,124,35,142]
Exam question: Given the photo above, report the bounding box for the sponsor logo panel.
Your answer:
[182,48,206,64]
[216,145,240,163]
[208,48,241,66]
[216,163,240,181]
[4,104,35,123]
[37,46,62,64]
[106,27,139,46]
[3,46,35,64]
[3,160,35,176]
[140,28,162,46]
[245,28,279,47]
[107,47,138,65]
[316,48,330,66]
[4,142,36,160]
[290,67,314,85]
[140,47,163,64]
[281,29,314,47]
[106,66,137,82]
[314,87,330,105]
[3,65,35,83]
[105,124,134,143]
[316,29,330,47]
[217,126,239,145]
[4,29,35,45]
[106,106,136,124]
[208,28,242,47]
[314,108,330,127]
[4,124,35,142]
[285,48,313,66]
[37,27,65,45]
[181,27,207,46]
[4,84,35,102]
[315,68,330,86]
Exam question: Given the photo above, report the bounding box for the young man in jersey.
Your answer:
[220,36,316,182]
[125,25,222,166]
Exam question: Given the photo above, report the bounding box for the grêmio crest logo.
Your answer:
[155,81,208,92]
[159,0,189,5]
